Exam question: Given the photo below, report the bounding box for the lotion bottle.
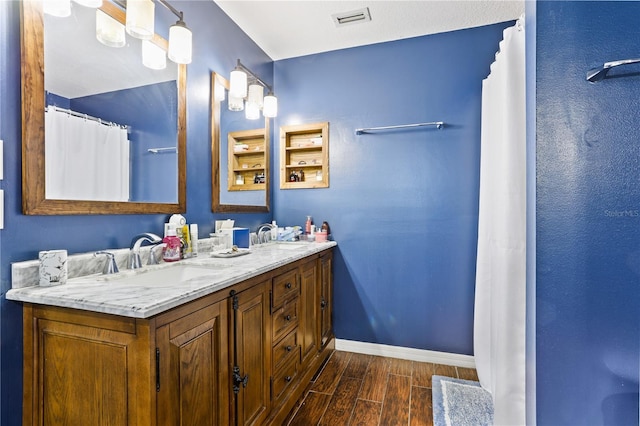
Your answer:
[190,224,199,257]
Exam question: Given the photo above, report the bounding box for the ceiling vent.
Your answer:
[331,7,371,27]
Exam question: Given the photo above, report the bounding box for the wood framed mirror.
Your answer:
[21,0,186,215]
[211,72,270,213]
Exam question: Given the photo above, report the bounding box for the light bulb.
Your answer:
[245,101,260,120]
[248,84,264,108]
[142,40,167,70]
[168,20,192,64]
[96,9,125,48]
[126,0,155,40]
[73,0,102,7]
[228,94,244,111]
[230,69,248,99]
[43,0,71,17]
[263,94,278,118]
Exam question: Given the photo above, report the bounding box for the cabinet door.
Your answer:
[156,300,230,426]
[320,252,333,347]
[25,310,148,426]
[299,258,319,365]
[231,281,271,426]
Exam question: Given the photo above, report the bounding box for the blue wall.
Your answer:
[536,1,639,424]
[273,22,512,355]
[0,2,272,424]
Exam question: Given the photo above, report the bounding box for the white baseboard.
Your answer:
[334,339,476,369]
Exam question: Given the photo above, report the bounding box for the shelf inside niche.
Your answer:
[280,122,329,189]
[228,128,267,192]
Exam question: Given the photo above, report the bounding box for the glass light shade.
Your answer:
[229,69,248,99]
[126,0,155,40]
[228,94,244,111]
[96,9,125,48]
[245,101,260,120]
[168,21,192,64]
[142,40,167,70]
[248,84,264,108]
[43,0,71,17]
[73,0,102,7]
[214,81,226,102]
[263,94,278,118]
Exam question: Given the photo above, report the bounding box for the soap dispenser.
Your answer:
[162,226,182,262]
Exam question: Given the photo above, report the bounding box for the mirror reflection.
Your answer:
[211,73,270,213]
[44,3,178,203]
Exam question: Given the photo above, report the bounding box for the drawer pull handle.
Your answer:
[285,345,293,352]
[285,282,292,289]
[285,315,291,321]
[285,376,292,383]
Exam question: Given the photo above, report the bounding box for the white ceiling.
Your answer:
[214,0,525,61]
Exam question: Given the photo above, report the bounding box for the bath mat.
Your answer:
[432,375,493,426]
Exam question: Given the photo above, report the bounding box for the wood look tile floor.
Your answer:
[285,351,479,426]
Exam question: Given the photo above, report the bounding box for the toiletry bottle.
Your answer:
[305,216,312,235]
[190,224,198,257]
[182,224,192,258]
[271,220,277,241]
[162,227,182,262]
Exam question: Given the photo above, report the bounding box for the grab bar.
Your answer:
[586,58,640,82]
[355,121,444,135]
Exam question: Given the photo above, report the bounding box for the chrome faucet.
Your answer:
[129,233,163,269]
[256,223,276,244]
[94,251,119,275]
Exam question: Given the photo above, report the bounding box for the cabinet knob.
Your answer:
[285,282,292,289]
[285,314,291,321]
[285,376,292,383]
[285,345,292,352]
[320,299,327,309]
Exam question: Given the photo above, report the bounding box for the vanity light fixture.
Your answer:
[100,0,193,66]
[47,0,193,66]
[228,59,278,119]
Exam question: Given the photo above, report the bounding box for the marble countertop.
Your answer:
[6,242,336,319]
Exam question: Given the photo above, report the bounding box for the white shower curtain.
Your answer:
[45,108,130,201]
[474,17,526,426]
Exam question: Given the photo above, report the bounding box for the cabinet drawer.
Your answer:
[273,328,299,371]
[271,355,299,402]
[272,298,299,341]
[272,269,299,310]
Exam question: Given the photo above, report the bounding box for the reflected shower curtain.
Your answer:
[474,18,526,425]
[45,108,130,201]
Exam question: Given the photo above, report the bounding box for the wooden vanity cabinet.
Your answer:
[21,249,334,426]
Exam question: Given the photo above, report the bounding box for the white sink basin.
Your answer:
[98,264,217,286]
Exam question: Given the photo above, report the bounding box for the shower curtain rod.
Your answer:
[46,106,128,129]
[355,121,444,135]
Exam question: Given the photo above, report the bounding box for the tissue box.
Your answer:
[221,227,250,249]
